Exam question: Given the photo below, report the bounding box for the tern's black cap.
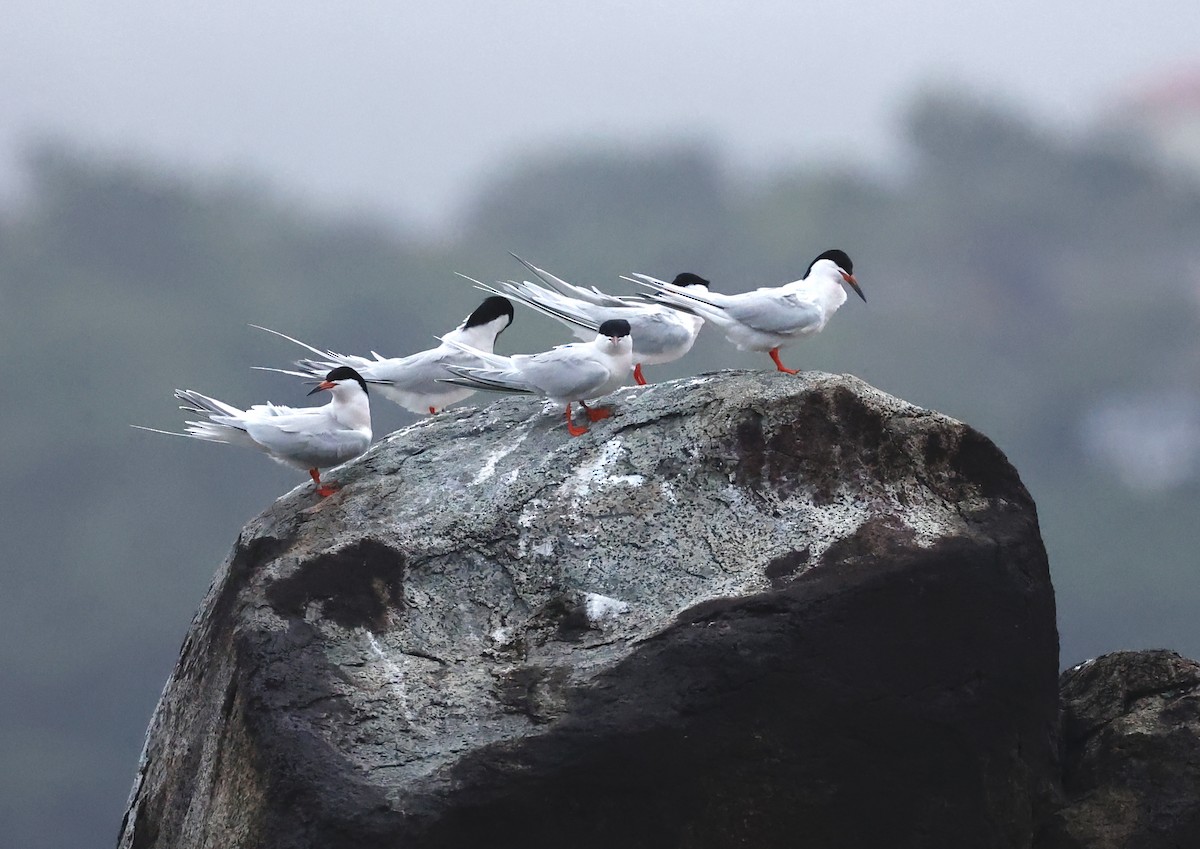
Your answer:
[671,272,710,288]
[324,366,368,396]
[807,249,853,277]
[597,318,632,338]
[465,296,515,330]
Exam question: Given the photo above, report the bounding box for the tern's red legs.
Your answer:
[309,468,340,497]
[769,347,798,375]
[565,403,589,437]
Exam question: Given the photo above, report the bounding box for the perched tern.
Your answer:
[253,296,515,414]
[466,254,707,385]
[133,366,372,497]
[438,318,633,437]
[632,249,864,374]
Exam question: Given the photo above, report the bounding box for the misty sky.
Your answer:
[3,1,1198,230]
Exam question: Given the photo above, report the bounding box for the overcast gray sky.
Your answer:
[2,1,1198,230]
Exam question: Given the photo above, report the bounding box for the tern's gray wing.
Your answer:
[481,279,601,338]
[722,291,823,335]
[250,325,381,374]
[516,347,615,399]
[252,322,484,395]
[438,366,536,395]
[337,344,489,392]
[556,285,633,309]
[625,310,695,357]
[243,411,368,468]
[510,253,631,309]
[360,347,462,390]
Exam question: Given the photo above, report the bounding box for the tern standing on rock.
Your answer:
[133,366,372,497]
[438,318,633,437]
[469,254,707,386]
[252,296,515,414]
[632,249,864,374]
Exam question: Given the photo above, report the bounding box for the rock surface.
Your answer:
[118,369,1059,849]
[1036,650,1200,848]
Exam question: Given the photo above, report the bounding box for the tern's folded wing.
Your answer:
[244,414,367,465]
[520,350,614,399]
[723,292,823,335]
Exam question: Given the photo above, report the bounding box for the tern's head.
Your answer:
[670,272,710,292]
[807,249,865,303]
[309,366,369,398]
[463,296,515,336]
[596,318,633,350]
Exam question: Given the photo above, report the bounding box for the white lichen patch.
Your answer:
[897,503,955,548]
[365,633,415,722]
[584,592,630,623]
[720,482,752,507]
[518,498,545,528]
[801,494,872,564]
[707,487,870,575]
[471,431,529,485]
[490,627,512,645]
[516,500,556,558]
[560,438,640,513]
[879,481,966,548]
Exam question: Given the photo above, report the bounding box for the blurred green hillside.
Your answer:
[2,92,1199,849]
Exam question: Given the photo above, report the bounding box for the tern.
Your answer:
[133,366,372,497]
[252,296,514,414]
[465,254,707,385]
[631,249,864,374]
[438,318,633,437]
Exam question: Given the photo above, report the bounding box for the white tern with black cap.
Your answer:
[252,296,515,414]
[438,318,634,437]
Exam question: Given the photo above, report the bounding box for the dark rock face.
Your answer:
[1037,650,1200,849]
[118,370,1059,849]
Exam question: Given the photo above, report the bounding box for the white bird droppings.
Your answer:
[584,592,630,622]
[366,634,415,721]
[471,431,529,485]
[561,438,643,513]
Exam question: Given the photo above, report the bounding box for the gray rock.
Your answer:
[1036,650,1200,848]
[118,369,1059,849]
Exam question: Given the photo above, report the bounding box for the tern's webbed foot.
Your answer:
[565,403,590,437]
[309,468,340,497]
[580,403,613,423]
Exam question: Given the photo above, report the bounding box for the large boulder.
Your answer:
[118,369,1059,849]
[1036,650,1200,848]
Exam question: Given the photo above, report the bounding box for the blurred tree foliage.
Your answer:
[2,92,1199,849]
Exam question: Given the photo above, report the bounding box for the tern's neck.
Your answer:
[794,271,848,315]
[328,390,372,433]
[445,316,506,352]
